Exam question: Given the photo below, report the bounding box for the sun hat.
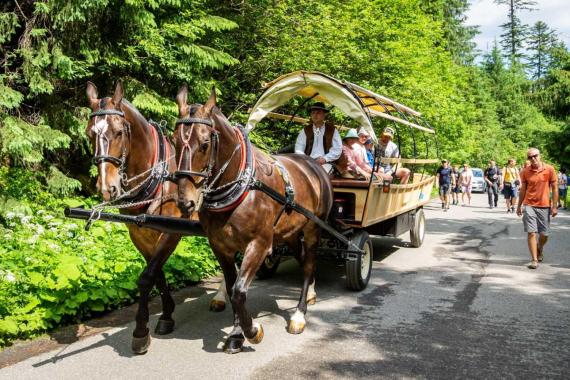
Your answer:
[358,127,369,136]
[343,128,359,140]
[382,127,395,138]
[309,102,329,113]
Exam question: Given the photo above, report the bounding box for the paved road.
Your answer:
[2,194,569,379]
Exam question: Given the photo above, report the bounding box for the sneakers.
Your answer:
[511,206,515,213]
[537,245,544,262]
[528,261,538,269]
[442,202,445,209]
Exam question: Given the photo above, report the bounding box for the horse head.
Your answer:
[86,81,132,201]
[173,85,219,215]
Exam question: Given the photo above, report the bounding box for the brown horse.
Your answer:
[173,86,333,353]
[85,81,184,354]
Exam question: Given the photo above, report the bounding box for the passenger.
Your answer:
[460,163,473,206]
[451,164,461,206]
[377,127,410,184]
[339,128,372,180]
[357,128,375,168]
[294,102,342,173]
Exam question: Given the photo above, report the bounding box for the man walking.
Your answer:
[516,148,558,269]
[436,159,452,211]
[484,160,501,209]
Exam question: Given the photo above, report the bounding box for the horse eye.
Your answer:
[200,142,209,152]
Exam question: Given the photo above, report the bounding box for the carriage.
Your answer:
[66,71,437,292]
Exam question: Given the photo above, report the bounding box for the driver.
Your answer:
[295,102,342,172]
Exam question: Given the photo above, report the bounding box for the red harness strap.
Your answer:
[210,127,254,213]
[130,124,164,210]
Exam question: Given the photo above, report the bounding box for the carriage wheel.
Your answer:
[256,254,281,279]
[410,208,426,248]
[345,231,373,291]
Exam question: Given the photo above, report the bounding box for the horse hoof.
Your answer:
[246,322,264,344]
[223,336,244,354]
[154,318,175,335]
[209,300,226,312]
[132,333,151,354]
[288,319,306,335]
[307,296,317,306]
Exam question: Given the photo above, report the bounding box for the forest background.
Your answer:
[0,0,568,347]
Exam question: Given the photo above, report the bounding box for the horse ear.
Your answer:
[86,82,99,110]
[176,84,189,116]
[203,86,217,114]
[112,80,124,106]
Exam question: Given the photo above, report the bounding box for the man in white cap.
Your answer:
[295,102,342,172]
[378,127,410,184]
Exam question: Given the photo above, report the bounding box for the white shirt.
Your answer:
[294,125,342,163]
[378,140,399,172]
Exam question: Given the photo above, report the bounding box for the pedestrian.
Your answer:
[460,163,473,206]
[436,159,452,211]
[558,167,567,209]
[451,164,461,206]
[484,160,501,209]
[502,158,520,213]
[516,148,558,269]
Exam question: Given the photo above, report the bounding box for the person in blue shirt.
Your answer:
[436,159,453,211]
[364,138,374,168]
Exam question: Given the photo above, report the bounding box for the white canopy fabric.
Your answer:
[246,71,378,142]
[246,71,435,142]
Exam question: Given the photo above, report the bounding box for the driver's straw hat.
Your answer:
[382,127,395,137]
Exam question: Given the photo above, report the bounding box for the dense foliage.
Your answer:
[1,0,568,347]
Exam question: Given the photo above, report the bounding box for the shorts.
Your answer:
[461,185,472,193]
[560,188,567,198]
[503,184,518,199]
[452,185,460,193]
[439,183,450,196]
[522,206,550,235]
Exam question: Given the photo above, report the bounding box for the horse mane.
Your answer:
[120,99,149,126]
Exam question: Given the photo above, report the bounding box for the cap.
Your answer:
[357,127,369,136]
[382,127,395,138]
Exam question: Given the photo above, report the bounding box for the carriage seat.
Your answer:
[330,178,370,188]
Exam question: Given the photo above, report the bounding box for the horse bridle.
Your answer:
[173,117,218,186]
[89,108,130,173]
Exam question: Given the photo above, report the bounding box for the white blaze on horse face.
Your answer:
[92,116,110,194]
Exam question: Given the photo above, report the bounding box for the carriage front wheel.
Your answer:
[345,231,373,291]
[410,208,426,248]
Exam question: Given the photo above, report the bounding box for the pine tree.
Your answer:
[527,21,557,79]
[494,0,537,63]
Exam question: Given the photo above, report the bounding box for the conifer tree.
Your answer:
[527,21,557,79]
[494,0,537,62]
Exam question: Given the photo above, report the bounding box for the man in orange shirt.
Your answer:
[516,148,558,269]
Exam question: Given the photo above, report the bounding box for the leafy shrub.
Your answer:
[0,169,219,348]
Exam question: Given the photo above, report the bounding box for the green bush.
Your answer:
[0,169,219,348]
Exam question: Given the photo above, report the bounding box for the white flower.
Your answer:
[43,215,54,221]
[21,215,32,224]
[6,212,15,220]
[5,271,16,282]
[8,222,16,228]
[66,232,74,238]
[35,225,45,235]
[37,210,45,215]
[66,223,79,230]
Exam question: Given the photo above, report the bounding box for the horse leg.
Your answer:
[210,278,227,312]
[307,279,317,305]
[132,234,175,354]
[288,224,319,334]
[154,270,175,335]
[217,259,245,354]
[231,239,271,345]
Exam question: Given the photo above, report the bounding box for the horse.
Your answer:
[172,85,333,354]
[85,81,226,354]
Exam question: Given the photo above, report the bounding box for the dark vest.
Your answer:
[304,122,336,156]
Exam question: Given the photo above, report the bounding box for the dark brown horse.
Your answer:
[173,86,333,353]
[85,81,184,354]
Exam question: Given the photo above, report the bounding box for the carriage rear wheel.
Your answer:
[345,231,373,291]
[256,254,281,279]
[410,208,426,248]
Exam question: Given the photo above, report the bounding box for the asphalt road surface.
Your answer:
[1,194,569,379]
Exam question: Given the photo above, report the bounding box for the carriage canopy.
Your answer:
[246,71,434,144]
